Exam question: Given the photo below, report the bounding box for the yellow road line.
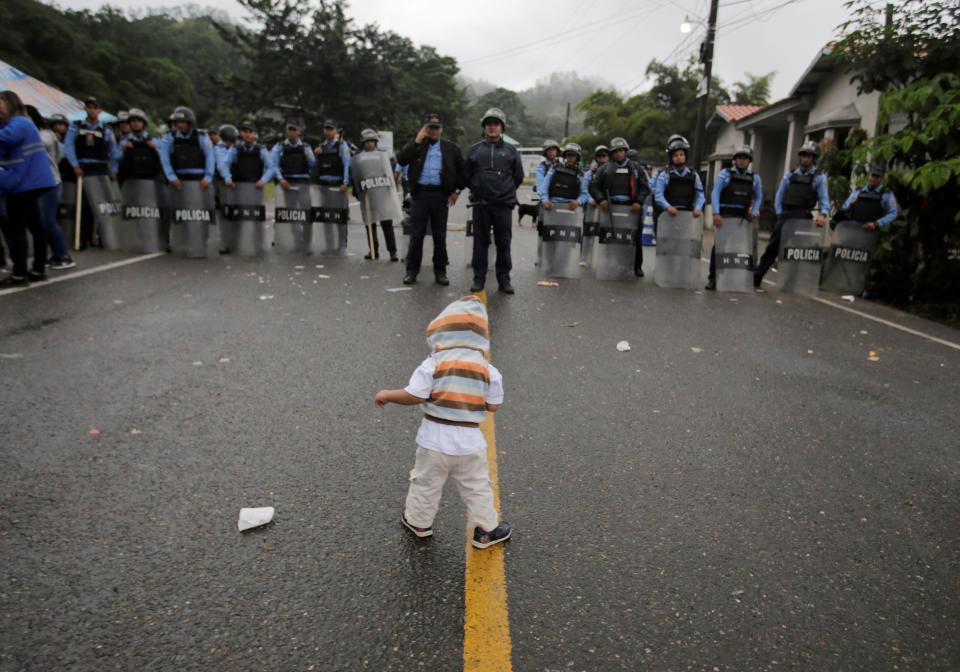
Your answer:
[464,288,513,671]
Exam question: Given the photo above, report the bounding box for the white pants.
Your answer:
[404,446,499,532]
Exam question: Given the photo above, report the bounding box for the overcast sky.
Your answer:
[54,0,858,100]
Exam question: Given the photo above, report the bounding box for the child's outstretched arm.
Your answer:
[375,389,427,408]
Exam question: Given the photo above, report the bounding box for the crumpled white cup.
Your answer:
[238,507,275,531]
[616,340,631,352]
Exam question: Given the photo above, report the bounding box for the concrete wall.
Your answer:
[806,69,882,136]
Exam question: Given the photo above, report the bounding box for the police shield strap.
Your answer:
[539,207,582,278]
[820,220,878,295]
[715,216,756,293]
[274,184,315,254]
[594,204,638,281]
[777,218,825,296]
[120,178,166,253]
[169,180,215,258]
[83,175,123,250]
[223,182,268,256]
[654,210,702,289]
[353,152,402,226]
[310,184,349,255]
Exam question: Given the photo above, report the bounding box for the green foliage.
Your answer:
[731,72,774,106]
[833,0,960,310]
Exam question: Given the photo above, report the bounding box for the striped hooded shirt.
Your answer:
[422,297,490,424]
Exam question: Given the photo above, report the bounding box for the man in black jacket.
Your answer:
[464,107,525,294]
[396,112,465,285]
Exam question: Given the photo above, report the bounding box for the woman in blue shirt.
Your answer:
[0,91,57,286]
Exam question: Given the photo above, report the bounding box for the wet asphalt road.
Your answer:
[1,197,959,671]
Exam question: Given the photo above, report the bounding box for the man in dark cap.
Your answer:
[313,118,351,193]
[395,112,466,285]
[839,166,898,231]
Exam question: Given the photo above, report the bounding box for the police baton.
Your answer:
[361,195,377,260]
[74,175,83,250]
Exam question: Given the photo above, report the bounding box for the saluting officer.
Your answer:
[396,112,466,286]
[63,96,121,246]
[313,118,351,194]
[706,144,762,290]
[159,107,216,191]
[270,119,315,189]
[839,166,898,231]
[588,137,651,276]
[753,140,829,289]
[353,128,399,262]
[464,107,525,294]
[539,142,588,211]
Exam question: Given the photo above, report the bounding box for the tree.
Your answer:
[731,72,774,106]
[832,0,960,315]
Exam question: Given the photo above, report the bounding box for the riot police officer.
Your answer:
[754,140,829,289]
[706,144,762,290]
[313,119,351,193]
[114,110,132,145]
[159,107,216,190]
[584,145,610,202]
[652,135,705,220]
[119,108,163,181]
[539,142,588,211]
[270,119,315,189]
[220,121,273,189]
[353,128,399,261]
[588,137,651,276]
[839,166,898,231]
[396,111,466,285]
[535,139,561,196]
[463,107,525,293]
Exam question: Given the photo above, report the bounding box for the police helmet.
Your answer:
[127,108,148,124]
[542,139,560,154]
[798,140,820,158]
[626,149,639,161]
[219,124,239,142]
[593,144,609,157]
[116,111,130,123]
[666,135,691,155]
[732,145,753,161]
[47,113,69,126]
[561,142,582,159]
[480,107,507,129]
[609,137,630,151]
[360,128,380,142]
[171,107,196,126]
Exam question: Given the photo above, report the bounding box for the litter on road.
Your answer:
[386,287,412,292]
[537,280,559,287]
[616,340,631,352]
[238,507,275,531]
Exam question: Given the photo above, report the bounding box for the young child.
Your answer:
[375,296,511,549]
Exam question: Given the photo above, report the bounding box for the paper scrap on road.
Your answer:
[294,265,304,269]
[360,275,370,280]
[219,357,230,363]
[386,287,412,292]
[130,429,142,435]
[691,347,703,353]
[192,361,203,366]
[258,295,274,300]
[868,350,880,362]
[89,429,100,435]
[239,507,275,531]
[537,280,559,287]
[317,274,330,279]
[567,321,581,328]
[0,353,24,359]
[616,340,631,352]
[842,295,856,302]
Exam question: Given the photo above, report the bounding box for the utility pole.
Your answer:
[691,0,719,181]
[564,101,571,140]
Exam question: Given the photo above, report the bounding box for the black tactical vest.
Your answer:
[233,144,264,182]
[124,139,162,178]
[58,155,75,182]
[719,170,754,214]
[74,125,108,162]
[782,168,818,211]
[608,163,635,199]
[172,132,206,173]
[314,140,344,181]
[280,143,309,177]
[849,187,886,222]
[548,165,581,200]
[664,171,695,209]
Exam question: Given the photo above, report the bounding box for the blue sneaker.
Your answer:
[472,522,511,549]
[401,513,433,538]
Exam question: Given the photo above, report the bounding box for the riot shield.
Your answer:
[224,182,268,256]
[820,220,878,295]
[274,184,314,254]
[169,180,214,258]
[715,216,756,293]
[83,175,123,251]
[120,178,166,253]
[579,203,601,268]
[57,181,77,249]
[539,206,582,278]
[311,184,349,255]
[654,211,702,289]
[594,204,638,281]
[777,218,824,297]
[353,152,402,226]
